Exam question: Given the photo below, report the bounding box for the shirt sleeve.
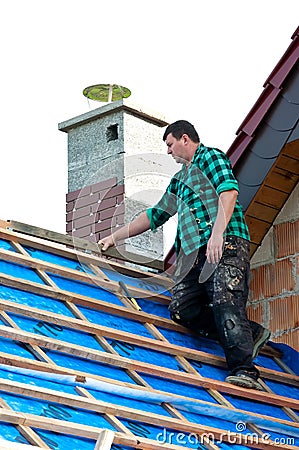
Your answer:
[146,178,178,231]
[200,148,239,195]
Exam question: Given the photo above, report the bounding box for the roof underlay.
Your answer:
[227,27,299,257]
[0,221,298,450]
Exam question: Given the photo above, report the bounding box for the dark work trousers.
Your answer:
[170,236,260,377]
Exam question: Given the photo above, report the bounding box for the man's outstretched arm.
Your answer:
[99,211,151,251]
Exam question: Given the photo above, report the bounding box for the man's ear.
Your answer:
[181,133,189,144]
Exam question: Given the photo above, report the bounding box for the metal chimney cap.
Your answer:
[83,84,131,102]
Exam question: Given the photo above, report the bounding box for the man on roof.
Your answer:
[99,120,270,390]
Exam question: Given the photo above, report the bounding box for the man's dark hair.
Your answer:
[163,120,200,143]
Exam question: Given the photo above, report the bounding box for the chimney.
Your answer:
[58,99,177,261]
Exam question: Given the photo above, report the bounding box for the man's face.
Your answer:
[165,133,187,164]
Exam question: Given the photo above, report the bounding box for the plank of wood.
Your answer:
[2,378,299,448]
[0,299,293,386]
[0,273,284,362]
[0,247,170,303]
[0,407,296,450]
[0,272,183,331]
[0,226,171,286]
[0,327,297,409]
[7,220,164,271]
[94,430,114,450]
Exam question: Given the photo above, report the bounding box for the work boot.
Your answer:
[225,370,264,391]
[251,325,271,359]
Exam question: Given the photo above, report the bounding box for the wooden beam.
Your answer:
[94,430,114,450]
[0,273,284,362]
[0,377,296,438]
[0,248,170,303]
[0,272,183,331]
[0,226,170,286]
[7,220,164,271]
[0,408,296,450]
[0,299,286,386]
[0,327,297,408]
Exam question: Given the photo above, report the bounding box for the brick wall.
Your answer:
[248,219,299,351]
[66,177,125,243]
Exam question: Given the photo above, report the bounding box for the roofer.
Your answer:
[99,120,270,390]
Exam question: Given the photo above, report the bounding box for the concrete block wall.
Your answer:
[248,184,299,351]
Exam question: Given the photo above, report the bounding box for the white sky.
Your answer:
[0,0,298,233]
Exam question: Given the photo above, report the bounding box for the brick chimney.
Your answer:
[58,99,177,261]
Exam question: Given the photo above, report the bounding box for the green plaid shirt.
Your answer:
[146,143,250,255]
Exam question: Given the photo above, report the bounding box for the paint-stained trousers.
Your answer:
[169,236,260,377]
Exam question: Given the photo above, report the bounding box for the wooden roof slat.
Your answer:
[0,298,287,387]
[253,185,289,209]
[7,220,164,272]
[245,216,272,245]
[0,397,50,449]
[0,379,298,449]
[265,167,298,194]
[0,225,171,285]
[0,247,170,304]
[246,202,279,224]
[0,326,297,407]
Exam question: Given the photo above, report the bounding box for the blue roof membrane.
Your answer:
[224,394,294,421]
[0,285,75,317]
[8,313,105,351]
[0,391,116,430]
[15,431,104,450]
[78,304,154,338]
[0,336,37,360]
[262,378,299,401]
[158,326,225,357]
[100,266,172,296]
[133,297,170,318]
[269,342,299,375]
[48,351,135,383]
[0,239,16,252]
[49,274,124,306]
[105,337,185,371]
[141,373,219,404]
[0,260,45,284]
[188,359,229,381]
[0,367,77,395]
[23,246,95,274]
[0,424,34,447]
[254,353,285,372]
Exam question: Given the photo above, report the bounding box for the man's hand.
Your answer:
[98,212,150,252]
[99,235,115,251]
[206,232,224,264]
[206,190,238,264]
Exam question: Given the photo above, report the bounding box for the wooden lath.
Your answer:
[0,222,171,288]
[1,376,296,437]
[245,139,299,257]
[0,223,298,449]
[6,220,164,271]
[94,430,114,450]
[0,325,298,406]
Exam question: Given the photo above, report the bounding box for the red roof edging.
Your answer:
[227,27,299,165]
